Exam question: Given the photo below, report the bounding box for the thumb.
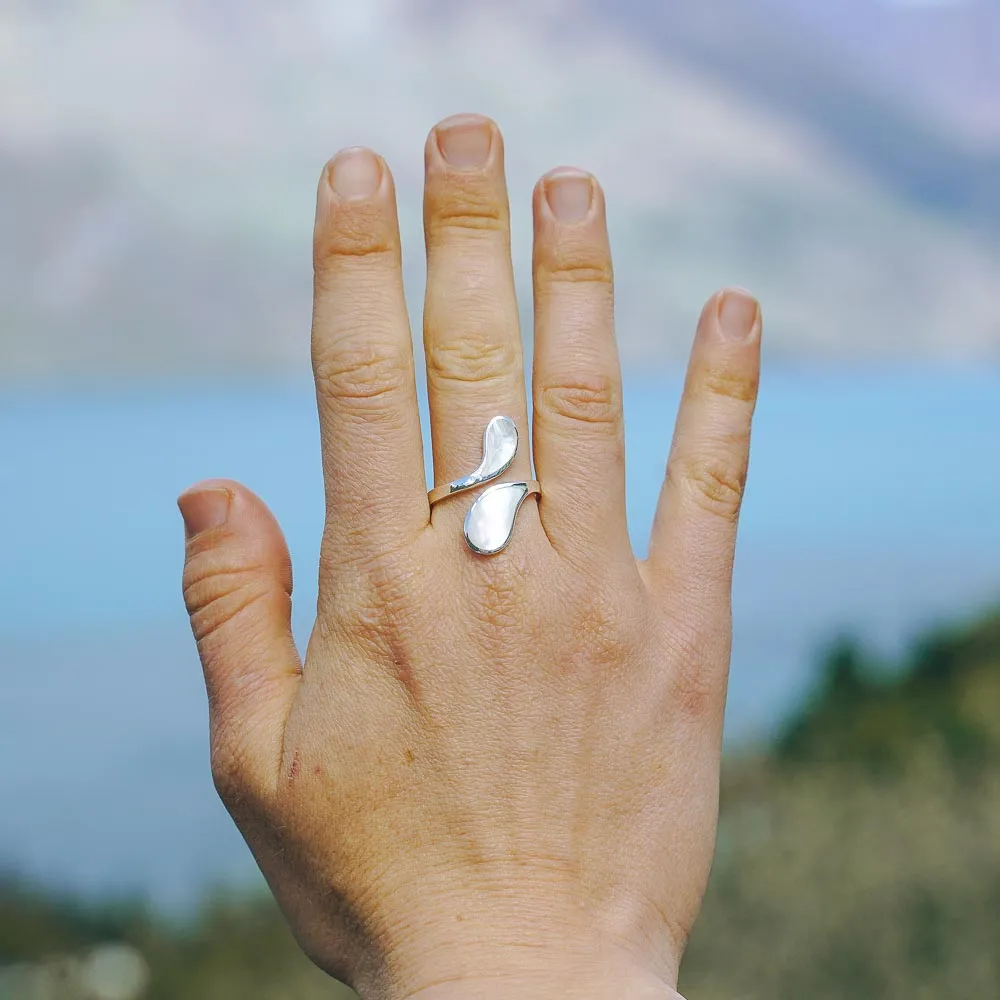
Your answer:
[179,479,301,803]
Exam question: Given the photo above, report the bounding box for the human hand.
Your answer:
[178,114,761,1000]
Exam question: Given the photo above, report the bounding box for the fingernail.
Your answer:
[435,114,494,169]
[718,288,760,341]
[544,168,594,224]
[328,147,382,200]
[178,486,231,539]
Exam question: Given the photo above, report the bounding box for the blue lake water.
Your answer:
[1,369,998,908]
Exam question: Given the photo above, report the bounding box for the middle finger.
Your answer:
[423,115,532,489]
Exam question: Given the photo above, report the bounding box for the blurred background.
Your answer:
[1,0,999,997]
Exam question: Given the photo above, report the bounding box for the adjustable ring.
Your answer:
[428,415,518,506]
[427,415,541,556]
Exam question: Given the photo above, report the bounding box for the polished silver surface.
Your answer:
[464,481,540,556]
[428,415,518,506]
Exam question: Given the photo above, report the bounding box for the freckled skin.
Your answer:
[179,116,762,1000]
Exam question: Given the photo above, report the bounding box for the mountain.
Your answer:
[0,143,311,378]
[594,0,1000,232]
[1,0,998,380]
[771,0,1000,147]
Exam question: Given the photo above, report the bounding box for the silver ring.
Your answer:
[427,415,518,505]
[427,415,540,556]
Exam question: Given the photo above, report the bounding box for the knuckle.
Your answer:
[314,202,396,267]
[662,618,724,718]
[539,256,613,286]
[210,738,243,804]
[699,365,759,405]
[572,590,630,670]
[314,237,395,272]
[329,543,423,663]
[427,335,519,385]
[183,561,271,645]
[313,342,409,408]
[472,556,529,635]
[434,209,506,236]
[209,709,279,814]
[539,374,621,427]
[356,551,421,632]
[429,194,507,238]
[669,451,746,522]
[209,730,258,808]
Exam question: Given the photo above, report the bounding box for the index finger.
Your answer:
[311,147,429,566]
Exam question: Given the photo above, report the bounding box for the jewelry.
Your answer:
[427,415,540,556]
[464,480,541,555]
[427,415,518,506]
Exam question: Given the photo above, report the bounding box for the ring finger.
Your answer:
[422,115,532,497]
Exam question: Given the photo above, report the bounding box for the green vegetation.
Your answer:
[683,605,1000,998]
[3,606,999,998]
[778,609,1000,770]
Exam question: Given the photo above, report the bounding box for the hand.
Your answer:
[178,114,761,1000]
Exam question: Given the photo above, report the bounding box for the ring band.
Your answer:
[428,479,539,507]
[428,480,468,506]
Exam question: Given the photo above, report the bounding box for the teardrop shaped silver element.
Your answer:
[464,481,531,556]
[444,416,518,497]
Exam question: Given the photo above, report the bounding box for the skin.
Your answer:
[178,114,762,1000]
